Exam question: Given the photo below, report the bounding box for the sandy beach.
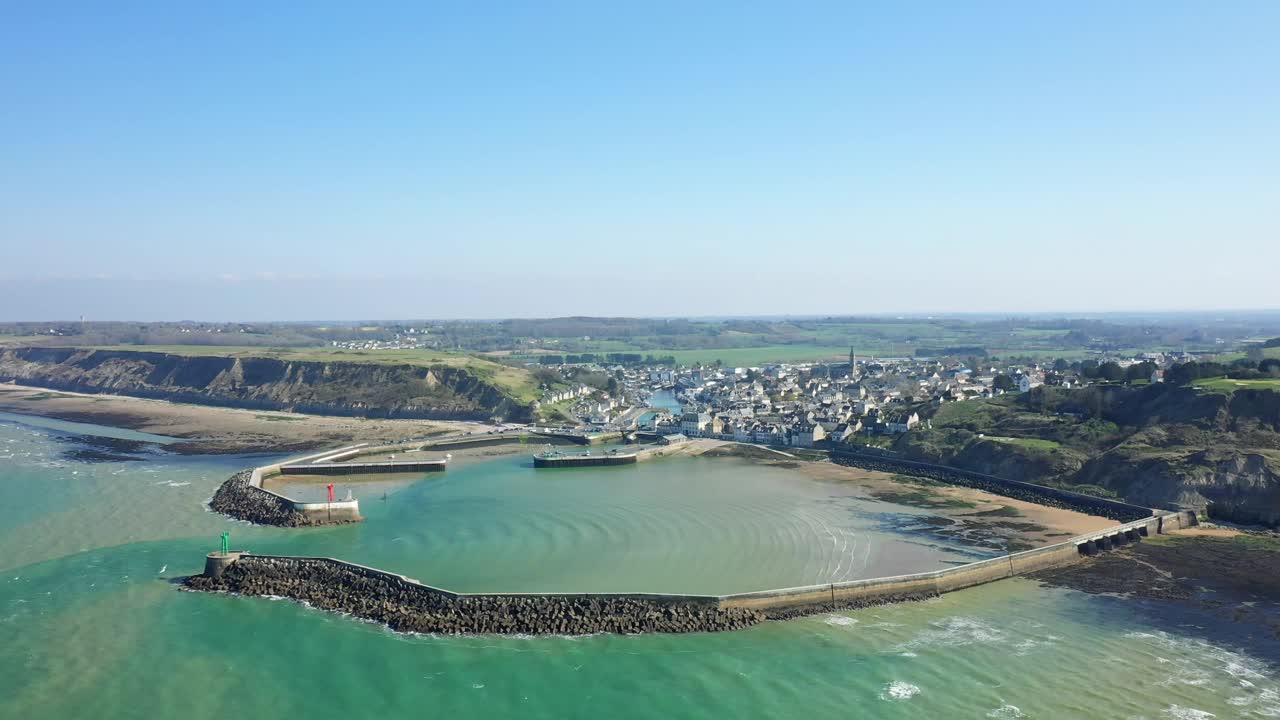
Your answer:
[0,383,489,455]
[797,460,1120,537]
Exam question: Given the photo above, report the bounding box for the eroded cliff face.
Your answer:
[1074,448,1280,524]
[0,348,532,422]
[895,385,1280,523]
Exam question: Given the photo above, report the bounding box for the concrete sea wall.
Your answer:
[279,459,448,475]
[532,453,637,468]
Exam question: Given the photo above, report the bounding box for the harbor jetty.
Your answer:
[207,442,451,527]
[532,447,638,468]
[279,458,448,475]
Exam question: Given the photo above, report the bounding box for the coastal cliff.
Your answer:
[901,384,1280,524]
[0,347,533,422]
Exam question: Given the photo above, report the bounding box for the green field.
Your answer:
[663,345,851,366]
[1191,377,1280,393]
[81,345,542,403]
[983,436,1063,451]
[1214,346,1280,362]
[0,335,61,347]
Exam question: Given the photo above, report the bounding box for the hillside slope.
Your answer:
[898,384,1280,525]
[0,347,535,422]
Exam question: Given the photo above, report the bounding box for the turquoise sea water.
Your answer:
[1,414,1278,719]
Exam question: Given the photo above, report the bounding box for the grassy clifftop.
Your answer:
[0,346,539,421]
[82,345,541,403]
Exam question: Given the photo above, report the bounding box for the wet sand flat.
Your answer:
[0,383,488,454]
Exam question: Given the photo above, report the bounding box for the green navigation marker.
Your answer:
[220,531,230,556]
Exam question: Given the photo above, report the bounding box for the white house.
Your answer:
[680,412,711,437]
[1018,375,1044,393]
[789,423,827,448]
[885,412,921,434]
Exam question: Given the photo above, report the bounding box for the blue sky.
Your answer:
[2,2,1277,320]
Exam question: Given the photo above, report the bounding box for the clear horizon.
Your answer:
[7,308,1280,325]
[3,2,1277,321]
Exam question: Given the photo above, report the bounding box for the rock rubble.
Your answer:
[185,556,765,635]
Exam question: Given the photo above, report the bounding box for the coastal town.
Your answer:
[532,348,1201,449]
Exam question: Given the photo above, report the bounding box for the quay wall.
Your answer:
[533,454,637,468]
[389,432,593,453]
[279,460,448,475]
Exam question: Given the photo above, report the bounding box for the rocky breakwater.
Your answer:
[208,470,355,527]
[183,555,764,635]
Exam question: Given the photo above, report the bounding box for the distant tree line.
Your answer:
[914,346,987,357]
[1165,358,1280,385]
[536,353,674,366]
[1077,360,1158,384]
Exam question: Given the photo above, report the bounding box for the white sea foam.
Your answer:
[987,705,1025,718]
[1161,706,1215,719]
[895,616,1005,652]
[1255,689,1280,717]
[823,615,857,627]
[1012,639,1040,656]
[879,681,920,701]
[1161,667,1212,687]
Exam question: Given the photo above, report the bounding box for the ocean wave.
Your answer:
[896,616,1005,652]
[823,615,857,627]
[879,681,920,701]
[987,705,1025,718]
[1162,706,1215,719]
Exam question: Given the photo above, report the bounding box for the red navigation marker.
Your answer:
[327,483,335,503]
